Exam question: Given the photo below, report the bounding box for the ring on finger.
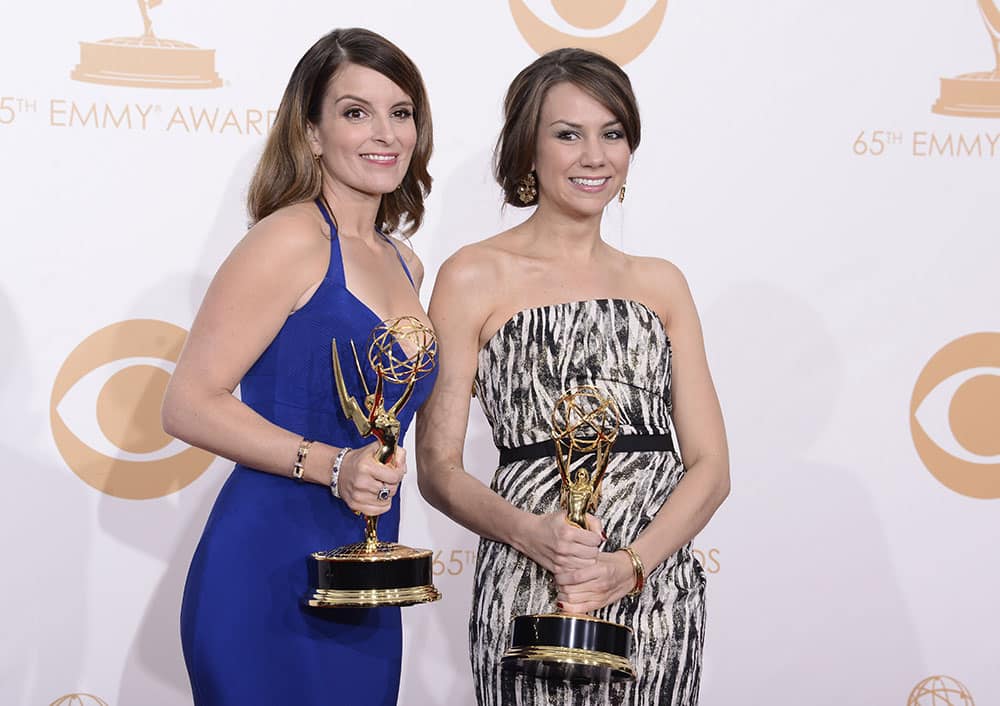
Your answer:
[377,484,391,502]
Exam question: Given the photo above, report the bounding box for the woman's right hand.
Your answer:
[336,441,407,516]
[519,510,604,575]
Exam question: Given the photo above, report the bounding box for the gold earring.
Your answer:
[516,172,537,204]
[618,184,627,204]
[312,153,323,187]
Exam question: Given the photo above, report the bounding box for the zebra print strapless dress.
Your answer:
[470,298,706,706]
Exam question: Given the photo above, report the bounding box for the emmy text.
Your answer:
[0,96,277,135]
[853,129,1000,158]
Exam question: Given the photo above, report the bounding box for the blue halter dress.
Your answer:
[180,199,436,706]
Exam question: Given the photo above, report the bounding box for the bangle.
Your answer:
[292,438,313,482]
[330,446,351,498]
[622,546,645,596]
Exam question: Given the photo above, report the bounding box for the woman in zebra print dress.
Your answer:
[416,49,729,706]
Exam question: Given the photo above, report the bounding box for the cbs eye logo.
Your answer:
[910,332,1000,499]
[509,0,669,65]
[50,319,214,500]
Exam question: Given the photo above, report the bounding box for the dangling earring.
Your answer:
[618,184,627,204]
[516,172,537,204]
[312,152,323,185]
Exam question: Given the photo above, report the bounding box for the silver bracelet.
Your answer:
[330,446,351,498]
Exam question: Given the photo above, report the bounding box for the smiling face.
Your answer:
[308,63,417,199]
[534,81,631,218]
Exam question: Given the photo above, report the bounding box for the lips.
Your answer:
[360,153,398,165]
[569,176,611,191]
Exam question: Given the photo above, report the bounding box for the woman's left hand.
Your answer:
[553,550,636,614]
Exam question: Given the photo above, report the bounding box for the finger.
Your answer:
[557,579,607,599]
[559,541,600,560]
[557,590,604,607]
[553,554,597,573]
[345,502,388,517]
[554,564,600,585]
[352,476,388,497]
[554,565,602,587]
[557,600,594,615]
[557,581,606,600]
[554,597,586,614]
[393,447,407,472]
[369,462,405,486]
[585,514,605,539]
[344,481,394,507]
[563,524,603,548]
[374,481,399,504]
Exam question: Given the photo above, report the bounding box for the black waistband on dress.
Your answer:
[497,433,674,466]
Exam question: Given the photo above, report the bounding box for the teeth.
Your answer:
[362,154,395,162]
[571,177,608,186]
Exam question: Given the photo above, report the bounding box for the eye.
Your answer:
[604,130,625,140]
[56,356,191,462]
[343,107,368,121]
[913,367,1000,463]
[391,107,414,120]
[555,130,579,141]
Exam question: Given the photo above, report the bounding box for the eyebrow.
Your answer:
[334,94,414,109]
[548,119,623,129]
[335,94,371,106]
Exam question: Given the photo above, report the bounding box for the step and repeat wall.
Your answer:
[1,1,997,704]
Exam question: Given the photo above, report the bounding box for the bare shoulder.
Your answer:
[240,201,326,260]
[625,254,697,329]
[434,236,508,294]
[630,255,693,302]
[629,255,688,290]
[429,234,519,341]
[209,202,329,306]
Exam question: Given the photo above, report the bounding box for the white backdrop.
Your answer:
[1,1,998,705]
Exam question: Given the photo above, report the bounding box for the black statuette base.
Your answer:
[501,614,635,683]
[305,543,441,608]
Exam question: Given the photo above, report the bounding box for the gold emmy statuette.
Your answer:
[501,386,636,683]
[305,316,441,608]
[71,0,222,89]
[934,0,1000,116]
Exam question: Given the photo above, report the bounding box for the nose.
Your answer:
[579,134,606,168]
[371,113,394,145]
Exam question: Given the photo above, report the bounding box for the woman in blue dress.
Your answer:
[162,28,436,706]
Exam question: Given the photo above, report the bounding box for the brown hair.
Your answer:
[247,28,433,234]
[494,48,640,207]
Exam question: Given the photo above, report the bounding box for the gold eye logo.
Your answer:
[48,695,110,706]
[50,319,215,500]
[910,332,1000,499]
[509,0,669,65]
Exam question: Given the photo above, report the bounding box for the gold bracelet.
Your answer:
[292,438,313,482]
[622,546,645,596]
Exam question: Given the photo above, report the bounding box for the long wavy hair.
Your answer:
[247,28,433,235]
[495,48,640,208]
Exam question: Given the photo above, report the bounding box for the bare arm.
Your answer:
[630,260,730,568]
[161,208,403,517]
[416,248,601,575]
[558,260,730,611]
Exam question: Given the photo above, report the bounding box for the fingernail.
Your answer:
[602,531,607,540]
[556,602,564,610]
